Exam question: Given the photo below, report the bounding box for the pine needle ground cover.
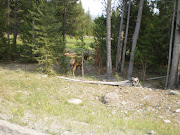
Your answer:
[0,63,179,135]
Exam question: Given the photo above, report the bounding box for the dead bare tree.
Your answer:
[7,0,10,48]
[168,0,180,89]
[106,0,112,80]
[165,0,176,89]
[116,0,127,71]
[13,0,18,58]
[121,0,131,77]
[127,0,144,79]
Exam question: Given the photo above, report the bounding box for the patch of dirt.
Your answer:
[0,119,48,135]
[105,86,180,127]
[1,85,179,134]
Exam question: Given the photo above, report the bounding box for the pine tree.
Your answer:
[17,0,36,62]
[75,30,88,78]
[93,15,107,65]
[56,0,85,48]
[33,0,63,74]
[84,9,94,36]
[0,1,8,60]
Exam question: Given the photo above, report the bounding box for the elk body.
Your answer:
[69,57,82,77]
[69,53,89,77]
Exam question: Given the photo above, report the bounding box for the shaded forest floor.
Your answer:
[0,63,179,135]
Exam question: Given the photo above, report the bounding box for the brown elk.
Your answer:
[69,53,89,77]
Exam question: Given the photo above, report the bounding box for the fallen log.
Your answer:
[56,76,131,86]
[146,76,166,80]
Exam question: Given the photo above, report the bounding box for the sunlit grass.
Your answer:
[66,36,94,52]
[0,64,179,134]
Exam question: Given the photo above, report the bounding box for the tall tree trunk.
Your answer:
[13,0,18,58]
[32,19,35,56]
[81,52,84,79]
[106,0,112,80]
[116,0,127,71]
[127,0,144,79]
[62,0,66,52]
[7,0,10,48]
[165,0,176,89]
[32,20,35,44]
[121,0,131,77]
[168,0,180,89]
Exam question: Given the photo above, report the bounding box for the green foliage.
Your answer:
[75,31,88,56]
[84,9,94,36]
[93,15,107,65]
[58,55,68,74]
[17,0,36,62]
[93,10,120,66]
[0,1,8,60]
[111,10,121,65]
[0,0,90,65]
[56,0,87,38]
[93,0,174,75]
[134,0,173,73]
[32,0,63,74]
[134,2,155,70]
[0,0,175,78]
[115,72,122,81]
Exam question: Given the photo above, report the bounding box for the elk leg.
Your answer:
[73,65,77,77]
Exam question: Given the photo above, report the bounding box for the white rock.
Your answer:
[158,116,164,119]
[174,109,180,113]
[95,97,99,100]
[63,131,75,135]
[135,109,143,114]
[169,90,179,95]
[67,98,82,104]
[111,110,116,115]
[164,119,171,123]
[147,130,155,135]
[42,74,48,78]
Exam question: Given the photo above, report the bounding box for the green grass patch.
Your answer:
[0,64,179,134]
[66,36,94,52]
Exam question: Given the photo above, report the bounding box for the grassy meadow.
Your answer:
[0,63,179,135]
[0,37,179,134]
[66,36,94,52]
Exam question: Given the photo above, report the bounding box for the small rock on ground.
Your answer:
[164,119,171,123]
[146,130,155,135]
[174,109,180,113]
[168,90,179,95]
[67,98,82,104]
[102,92,119,104]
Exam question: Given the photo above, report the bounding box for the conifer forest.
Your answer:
[0,0,180,89]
